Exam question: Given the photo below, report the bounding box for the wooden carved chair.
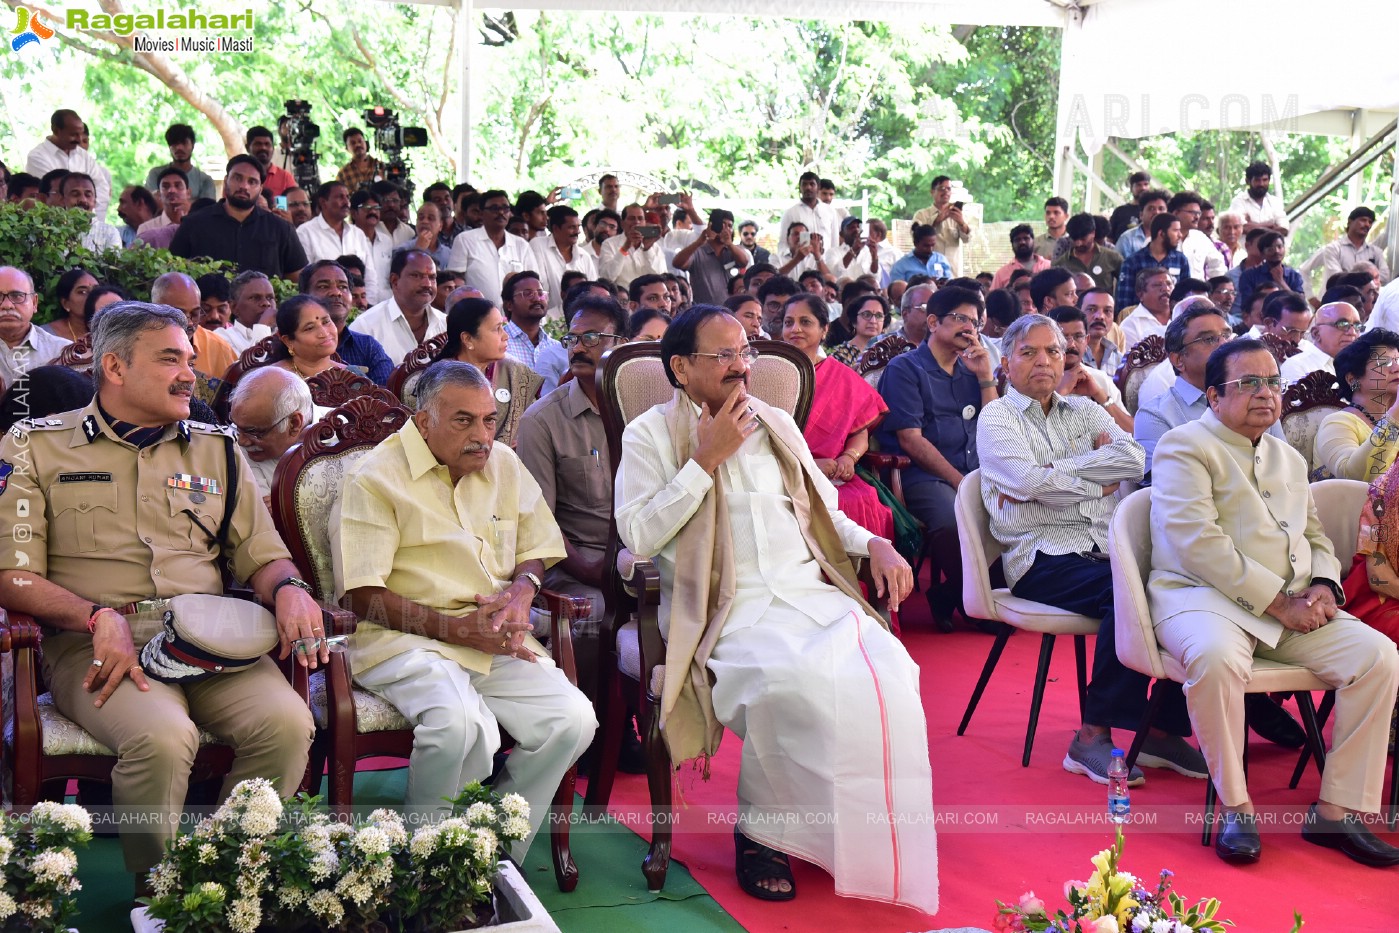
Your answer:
[1259,332,1302,366]
[305,368,399,410]
[587,339,891,891]
[269,393,590,892]
[47,334,94,372]
[211,335,282,418]
[387,334,449,408]
[0,598,330,809]
[854,334,915,392]
[1114,335,1167,416]
[1280,370,1345,475]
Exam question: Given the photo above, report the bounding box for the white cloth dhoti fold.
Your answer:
[707,597,938,915]
[354,648,597,858]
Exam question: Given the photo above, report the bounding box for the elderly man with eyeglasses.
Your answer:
[1280,301,1365,384]
[1151,337,1399,867]
[615,305,931,910]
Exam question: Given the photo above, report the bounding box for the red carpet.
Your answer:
[582,595,1398,932]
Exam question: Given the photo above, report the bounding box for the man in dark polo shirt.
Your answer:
[171,155,307,279]
[672,206,749,306]
[877,285,999,631]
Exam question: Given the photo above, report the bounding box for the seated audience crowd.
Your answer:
[1,112,1398,918]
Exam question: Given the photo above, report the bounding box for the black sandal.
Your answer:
[734,827,797,901]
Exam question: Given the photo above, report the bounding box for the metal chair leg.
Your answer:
[1124,685,1166,772]
[1294,691,1328,782]
[1073,634,1088,723]
[958,629,1011,736]
[1289,690,1334,789]
[1022,634,1057,767]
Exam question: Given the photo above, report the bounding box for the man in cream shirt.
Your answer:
[334,361,595,852]
[1150,338,1399,867]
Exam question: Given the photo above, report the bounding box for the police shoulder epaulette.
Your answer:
[186,420,237,439]
[10,416,71,439]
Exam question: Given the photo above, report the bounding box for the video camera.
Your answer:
[283,99,321,195]
[365,106,427,199]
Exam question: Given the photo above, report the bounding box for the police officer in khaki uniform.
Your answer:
[0,302,326,886]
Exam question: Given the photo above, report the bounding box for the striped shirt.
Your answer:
[976,386,1145,587]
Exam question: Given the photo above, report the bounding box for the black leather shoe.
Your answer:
[1301,804,1399,867]
[1245,693,1307,748]
[1214,811,1261,864]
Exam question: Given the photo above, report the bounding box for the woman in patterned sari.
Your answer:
[431,297,542,447]
[780,292,894,539]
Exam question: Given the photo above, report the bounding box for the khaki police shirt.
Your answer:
[0,399,291,607]
[331,419,566,676]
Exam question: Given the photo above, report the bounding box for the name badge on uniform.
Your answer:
[1167,267,1181,277]
[168,473,222,498]
[59,472,113,483]
[494,387,511,404]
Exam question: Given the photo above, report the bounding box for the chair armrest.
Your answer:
[537,588,588,687]
[628,559,667,703]
[1,609,45,802]
[0,609,41,650]
[860,452,909,472]
[320,602,357,637]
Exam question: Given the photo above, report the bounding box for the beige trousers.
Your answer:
[44,614,314,873]
[1156,610,1398,810]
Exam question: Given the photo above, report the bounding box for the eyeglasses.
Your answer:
[690,347,760,366]
[1218,375,1286,395]
[1279,326,1308,339]
[1317,320,1365,334]
[513,288,547,301]
[1368,356,1399,370]
[0,291,32,306]
[234,414,290,440]
[1061,332,1088,344]
[560,332,623,349]
[907,303,928,313]
[856,310,886,321]
[1183,332,1231,350]
[941,311,981,329]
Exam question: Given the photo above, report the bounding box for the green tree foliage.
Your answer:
[0,204,233,323]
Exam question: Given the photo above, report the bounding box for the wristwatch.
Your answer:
[273,576,314,598]
[515,571,542,596]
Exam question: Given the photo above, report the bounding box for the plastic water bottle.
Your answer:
[1107,748,1131,824]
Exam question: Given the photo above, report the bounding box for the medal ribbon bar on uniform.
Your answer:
[167,473,222,495]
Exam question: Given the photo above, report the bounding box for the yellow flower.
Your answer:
[1090,848,1114,877]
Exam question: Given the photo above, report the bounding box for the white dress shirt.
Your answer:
[446,227,532,307]
[349,297,447,367]
[136,213,177,234]
[1370,279,1399,333]
[81,220,122,252]
[597,234,667,290]
[775,200,840,261]
[529,235,598,317]
[361,228,397,306]
[1319,237,1390,285]
[1180,229,1227,280]
[26,138,110,220]
[377,221,417,248]
[0,325,72,389]
[297,215,376,289]
[222,320,273,356]
[1119,305,1170,352]
[1228,191,1290,233]
[1279,342,1335,384]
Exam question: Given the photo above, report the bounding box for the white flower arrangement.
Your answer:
[0,802,92,932]
[143,779,531,932]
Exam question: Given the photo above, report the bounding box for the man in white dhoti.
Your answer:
[615,306,937,912]
[1151,337,1399,867]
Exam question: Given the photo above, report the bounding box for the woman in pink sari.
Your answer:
[781,293,894,539]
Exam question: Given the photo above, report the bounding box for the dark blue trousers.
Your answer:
[1012,550,1192,735]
